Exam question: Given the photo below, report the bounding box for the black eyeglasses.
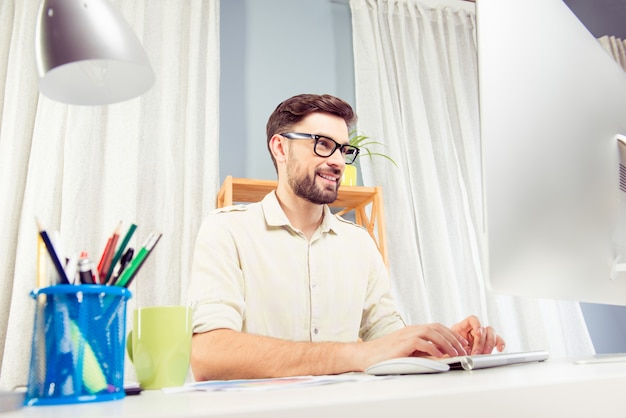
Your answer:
[280,132,360,165]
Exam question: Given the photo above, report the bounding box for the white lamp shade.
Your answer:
[35,0,155,105]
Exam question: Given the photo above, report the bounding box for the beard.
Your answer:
[287,165,340,205]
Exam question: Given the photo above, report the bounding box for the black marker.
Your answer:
[110,247,134,285]
[77,257,95,284]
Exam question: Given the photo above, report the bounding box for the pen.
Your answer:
[50,231,64,266]
[35,218,70,285]
[105,223,137,283]
[115,233,161,288]
[110,247,134,285]
[64,253,79,284]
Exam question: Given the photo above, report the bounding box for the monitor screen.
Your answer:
[477,0,626,306]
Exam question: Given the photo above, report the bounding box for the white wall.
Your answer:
[219,0,354,182]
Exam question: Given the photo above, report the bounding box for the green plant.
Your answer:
[349,130,398,167]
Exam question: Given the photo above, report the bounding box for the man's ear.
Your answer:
[269,134,288,164]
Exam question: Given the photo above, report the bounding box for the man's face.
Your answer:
[284,113,349,205]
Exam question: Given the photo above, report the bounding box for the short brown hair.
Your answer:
[266,94,357,170]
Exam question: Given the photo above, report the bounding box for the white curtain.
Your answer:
[0,0,220,389]
[599,35,626,71]
[350,0,594,358]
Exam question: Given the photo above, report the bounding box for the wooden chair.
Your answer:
[217,176,388,266]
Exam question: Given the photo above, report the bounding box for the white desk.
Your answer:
[5,359,626,418]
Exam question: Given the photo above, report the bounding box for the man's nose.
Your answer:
[326,147,347,167]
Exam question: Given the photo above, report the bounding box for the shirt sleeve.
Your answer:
[187,210,247,334]
[359,239,406,340]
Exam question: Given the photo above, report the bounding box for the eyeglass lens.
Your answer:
[314,137,359,164]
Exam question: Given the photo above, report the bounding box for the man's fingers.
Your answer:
[424,325,468,357]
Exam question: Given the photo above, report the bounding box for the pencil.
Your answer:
[36,235,47,288]
[105,223,137,284]
[35,218,70,285]
[98,221,122,281]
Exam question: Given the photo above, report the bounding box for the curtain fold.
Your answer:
[0,0,220,388]
[350,0,594,358]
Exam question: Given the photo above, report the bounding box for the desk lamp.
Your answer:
[35,0,155,105]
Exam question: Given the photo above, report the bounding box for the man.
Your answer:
[188,93,505,381]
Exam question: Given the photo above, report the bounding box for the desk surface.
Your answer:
[5,359,626,418]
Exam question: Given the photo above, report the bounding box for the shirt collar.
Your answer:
[261,191,340,234]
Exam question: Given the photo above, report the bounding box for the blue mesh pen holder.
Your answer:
[25,285,132,406]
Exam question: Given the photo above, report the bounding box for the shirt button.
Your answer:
[313,328,319,335]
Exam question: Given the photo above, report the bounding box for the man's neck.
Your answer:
[275,184,324,240]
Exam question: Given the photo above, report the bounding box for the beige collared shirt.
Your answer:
[188,191,405,342]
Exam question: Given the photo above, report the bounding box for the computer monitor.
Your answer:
[477,0,626,306]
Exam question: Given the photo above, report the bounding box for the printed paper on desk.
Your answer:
[162,373,386,394]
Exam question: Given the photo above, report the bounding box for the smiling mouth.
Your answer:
[318,172,340,185]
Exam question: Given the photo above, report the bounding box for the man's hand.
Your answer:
[359,317,505,371]
[451,315,506,355]
[359,323,470,368]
